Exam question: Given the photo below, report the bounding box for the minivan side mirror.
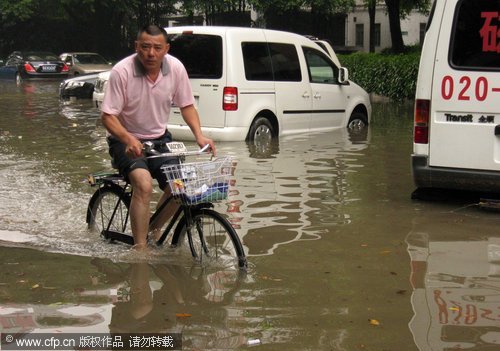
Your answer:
[338,67,349,84]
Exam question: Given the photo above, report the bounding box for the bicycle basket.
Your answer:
[162,156,234,205]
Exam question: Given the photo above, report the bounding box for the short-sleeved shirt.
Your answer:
[101,53,194,140]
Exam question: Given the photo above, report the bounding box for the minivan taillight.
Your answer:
[414,99,430,144]
[223,87,238,111]
[62,63,69,72]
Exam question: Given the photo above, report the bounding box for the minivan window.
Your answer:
[168,33,223,78]
[450,0,500,70]
[269,43,301,81]
[242,43,273,81]
[303,47,338,84]
[242,42,301,82]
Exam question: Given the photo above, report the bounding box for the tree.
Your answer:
[249,0,354,42]
[367,0,376,52]
[385,0,431,53]
[180,0,252,26]
[385,0,405,52]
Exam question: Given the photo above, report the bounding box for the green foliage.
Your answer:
[339,51,420,101]
[0,0,36,21]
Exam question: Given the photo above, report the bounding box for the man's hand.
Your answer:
[125,137,144,158]
[196,135,216,156]
[102,112,143,158]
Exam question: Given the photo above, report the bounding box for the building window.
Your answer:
[374,23,381,47]
[356,24,364,46]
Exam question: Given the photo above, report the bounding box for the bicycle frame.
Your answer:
[98,178,213,247]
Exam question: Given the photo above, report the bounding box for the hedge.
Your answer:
[338,52,421,101]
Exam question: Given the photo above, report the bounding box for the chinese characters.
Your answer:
[480,11,500,53]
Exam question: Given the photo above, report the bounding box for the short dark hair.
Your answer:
[137,25,168,43]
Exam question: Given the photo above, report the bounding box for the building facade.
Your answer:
[346,1,429,52]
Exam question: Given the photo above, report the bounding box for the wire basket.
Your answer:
[162,156,234,205]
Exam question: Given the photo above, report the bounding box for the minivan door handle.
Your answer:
[302,92,310,99]
[495,125,500,136]
[313,93,321,99]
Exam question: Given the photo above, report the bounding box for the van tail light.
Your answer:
[62,64,69,72]
[414,99,430,144]
[24,63,36,73]
[223,87,238,111]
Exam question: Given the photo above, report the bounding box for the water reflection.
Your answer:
[407,211,500,351]
[90,259,248,349]
[230,128,370,256]
[0,249,248,350]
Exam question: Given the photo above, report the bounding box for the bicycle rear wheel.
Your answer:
[87,184,132,243]
[172,208,247,270]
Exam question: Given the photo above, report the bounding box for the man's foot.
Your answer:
[131,243,149,251]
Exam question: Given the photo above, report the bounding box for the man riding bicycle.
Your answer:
[100,24,215,250]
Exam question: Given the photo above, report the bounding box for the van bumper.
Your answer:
[168,124,248,142]
[412,155,500,193]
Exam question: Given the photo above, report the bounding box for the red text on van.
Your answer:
[440,75,495,101]
[479,11,499,53]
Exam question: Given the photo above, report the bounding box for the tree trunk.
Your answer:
[368,0,376,53]
[385,0,405,53]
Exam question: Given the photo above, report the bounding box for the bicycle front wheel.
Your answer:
[87,184,131,242]
[172,208,247,270]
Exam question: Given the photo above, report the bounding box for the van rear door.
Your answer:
[429,0,500,171]
[167,30,225,128]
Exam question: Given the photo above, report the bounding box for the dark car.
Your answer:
[1,51,69,82]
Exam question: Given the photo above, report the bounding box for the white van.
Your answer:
[412,0,500,194]
[163,26,371,142]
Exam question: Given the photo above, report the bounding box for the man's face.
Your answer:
[135,32,169,73]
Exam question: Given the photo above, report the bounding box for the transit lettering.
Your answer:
[445,113,473,122]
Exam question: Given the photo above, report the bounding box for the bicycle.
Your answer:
[86,142,247,270]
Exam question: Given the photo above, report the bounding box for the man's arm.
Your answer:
[101,112,143,157]
[180,104,216,154]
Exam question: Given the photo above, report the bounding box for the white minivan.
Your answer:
[412,0,500,194]
[162,26,371,142]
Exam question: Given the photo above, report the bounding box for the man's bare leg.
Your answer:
[149,188,179,242]
[128,168,154,250]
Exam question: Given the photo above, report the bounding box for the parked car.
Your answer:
[0,59,17,81]
[0,51,69,82]
[59,72,101,99]
[59,52,112,76]
[92,70,110,107]
[94,26,371,142]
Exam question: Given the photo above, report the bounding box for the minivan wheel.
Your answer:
[347,112,368,131]
[248,117,275,144]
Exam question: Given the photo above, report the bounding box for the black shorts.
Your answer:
[107,131,179,190]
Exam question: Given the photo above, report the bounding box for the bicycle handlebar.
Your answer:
[143,141,211,159]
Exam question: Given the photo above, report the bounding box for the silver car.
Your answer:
[59,52,112,76]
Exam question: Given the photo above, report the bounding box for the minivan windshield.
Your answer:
[450,0,500,70]
[168,33,223,78]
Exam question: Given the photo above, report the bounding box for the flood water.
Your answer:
[0,80,499,350]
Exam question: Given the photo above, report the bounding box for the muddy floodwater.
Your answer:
[0,80,499,351]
